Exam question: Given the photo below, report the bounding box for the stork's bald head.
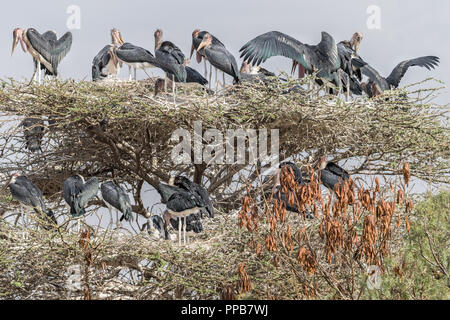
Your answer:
[111,28,124,46]
[350,32,363,52]
[240,61,251,74]
[192,29,200,39]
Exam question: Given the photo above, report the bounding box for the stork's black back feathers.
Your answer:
[320,162,350,190]
[22,117,45,152]
[174,176,214,218]
[26,28,72,76]
[64,175,99,217]
[8,175,56,225]
[101,181,132,222]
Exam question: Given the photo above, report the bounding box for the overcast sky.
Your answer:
[1,0,448,104]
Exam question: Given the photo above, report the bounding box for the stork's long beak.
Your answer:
[118,32,124,45]
[190,44,195,59]
[196,40,207,52]
[11,34,19,56]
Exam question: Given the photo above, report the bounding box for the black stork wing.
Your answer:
[92,45,112,81]
[385,56,440,88]
[185,66,208,85]
[26,29,72,76]
[116,42,158,65]
[156,183,185,204]
[159,41,185,65]
[190,184,214,218]
[361,64,390,91]
[325,162,350,181]
[78,177,99,209]
[240,31,339,72]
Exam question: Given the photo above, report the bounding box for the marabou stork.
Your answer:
[318,157,350,194]
[12,28,72,84]
[115,37,158,81]
[239,31,341,91]
[337,32,366,97]
[100,181,132,224]
[173,175,214,218]
[92,28,125,81]
[272,162,313,219]
[156,178,208,245]
[22,117,45,152]
[1,173,57,231]
[196,32,241,89]
[154,29,186,94]
[191,29,225,83]
[63,175,99,231]
[361,56,440,97]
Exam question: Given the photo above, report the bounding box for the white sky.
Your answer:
[2,0,448,104]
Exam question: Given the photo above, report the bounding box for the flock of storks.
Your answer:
[2,157,348,244]
[12,27,440,97]
[5,26,440,243]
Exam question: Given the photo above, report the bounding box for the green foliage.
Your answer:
[365,191,449,299]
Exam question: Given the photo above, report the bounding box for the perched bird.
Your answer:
[92,28,125,81]
[1,173,57,227]
[361,56,440,97]
[196,32,241,88]
[240,31,341,89]
[337,32,366,96]
[191,29,225,81]
[115,38,158,81]
[22,117,45,152]
[318,157,350,193]
[173,175,214,218]
[100,181,132,222]
[12,28,72,84]
[154,29,187,93]
[156,179,208,245]
[271,162,313,219]
[63,175,99,218]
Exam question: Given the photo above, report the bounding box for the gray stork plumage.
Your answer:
[191,29,225,81]
[361,56,440,97]
[271,162,313,219]
[239,31,341,89]
[173,176,214,218]
[154,29,187,93]
[337,32,366,96]
[100,181,132,222]
[63,175,99,218]
[115,36,158,81]
[318,158,350,193]
[1,173,57,226]
[156,181,205,245]
[12,28,72,84]
[196,32,241,89]
[92,28,125,81]
[22,117,45,152]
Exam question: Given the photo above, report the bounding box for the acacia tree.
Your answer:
[0,77,448,299]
